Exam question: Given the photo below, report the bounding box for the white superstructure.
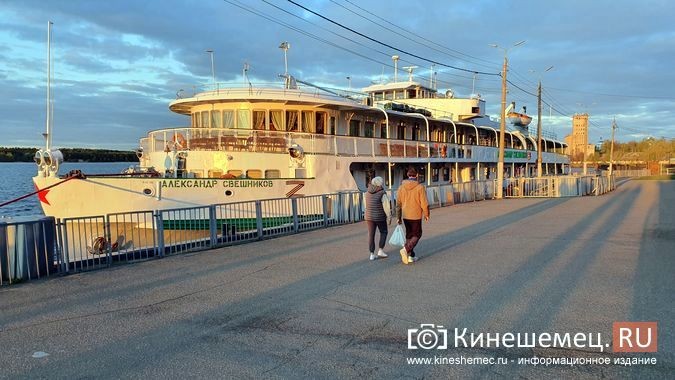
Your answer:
[33,74,569,219]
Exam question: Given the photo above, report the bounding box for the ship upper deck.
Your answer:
[169,82,370,115]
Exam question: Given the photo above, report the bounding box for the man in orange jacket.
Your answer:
[396,167,430,264]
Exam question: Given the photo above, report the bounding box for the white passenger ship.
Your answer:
[33,69,569,219]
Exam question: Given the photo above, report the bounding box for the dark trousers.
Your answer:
[403,219,423,257]
[366,220,388,253]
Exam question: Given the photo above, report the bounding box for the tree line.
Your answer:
[0,147,137,162]
[586,137,674,162]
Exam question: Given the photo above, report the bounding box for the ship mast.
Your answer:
[44,21,53,151]
[37,21,62,178]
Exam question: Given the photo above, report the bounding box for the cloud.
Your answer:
[0,0,673,150]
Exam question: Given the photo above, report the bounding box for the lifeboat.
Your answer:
[506,102,532,126]
[507,112,532,127]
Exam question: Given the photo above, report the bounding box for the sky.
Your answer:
[1,0,674,150]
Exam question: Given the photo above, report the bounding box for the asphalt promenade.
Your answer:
[1,180,673,379]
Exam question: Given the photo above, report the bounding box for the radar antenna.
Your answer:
[402,66,418,82]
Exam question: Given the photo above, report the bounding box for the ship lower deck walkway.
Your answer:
[0,180,672,378]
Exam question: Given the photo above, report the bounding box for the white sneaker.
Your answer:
[408,256,418,263]
[369,253,376,261]
[399,247,409,264]
[377,249,388,258]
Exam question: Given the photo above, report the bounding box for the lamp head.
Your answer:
[288,143,304,160]
[34,150,45,166]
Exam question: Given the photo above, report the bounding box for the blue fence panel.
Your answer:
[159,206,212,255]
[259,198,294,238]
[58,215,109,273]
[107,210,158,262]
[0,216,57,284]
[213,200,260,245]
[296,195,326,232]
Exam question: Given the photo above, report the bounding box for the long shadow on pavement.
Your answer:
[14,196,583,378]
[459,185,640,331]
[632,181,675,364]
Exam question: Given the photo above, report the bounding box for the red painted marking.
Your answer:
[34,184,51,205]
[285,181,305,197]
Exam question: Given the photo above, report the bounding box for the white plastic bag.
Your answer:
[389,224,405,247]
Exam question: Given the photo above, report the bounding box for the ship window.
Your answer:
[442,167,450,182]
[330,116,336,135]
[395,91,404,100]
[471,106,480,114]
[201,111,209,128]
[253,110,266,130]
[270,110,283,131]
[223,110,234,129]
[397,122,406,140]
[211,110,221,128]
[364,121,374,138]
[384,92,393,100]
[236,110,250,130]
[374,93,383,101]
[431,126,441,142]
[208,169,223,178]
[316,112,326,134]
[349,119,360,137]
[407,89,416,99]
[265,169,281,179]
[286,110,299,132]
[432,168,439,182]
[246,169,263,179]
[227,169,243,178]
[418,126,425,140]
[192,113,198,128]
[380,122,387,138]
[412,123,420,141]
[302,111,315,133]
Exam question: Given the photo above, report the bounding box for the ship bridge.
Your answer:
[363,81,484,122]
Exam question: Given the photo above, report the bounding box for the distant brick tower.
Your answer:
[564,113,590,160]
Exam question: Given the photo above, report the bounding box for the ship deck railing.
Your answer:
[181,81,368,105]
[139,128,569,161]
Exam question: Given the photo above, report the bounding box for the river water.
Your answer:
[0,162,132,218]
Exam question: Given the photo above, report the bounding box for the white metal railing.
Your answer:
[1,174,616,285]
[189,82,367,104]
[611,169,650,177]
[502,175,615,198]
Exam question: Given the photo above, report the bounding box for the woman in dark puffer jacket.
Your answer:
[365,176,391,261]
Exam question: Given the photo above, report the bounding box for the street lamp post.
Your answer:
[279,42,290,88]
[533,65,554,177]
[490,40,525,199]
[609,118,616,175]
[279,41,290,77]
[205,49,215,88]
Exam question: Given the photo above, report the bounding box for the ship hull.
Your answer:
[32,176,339,219]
